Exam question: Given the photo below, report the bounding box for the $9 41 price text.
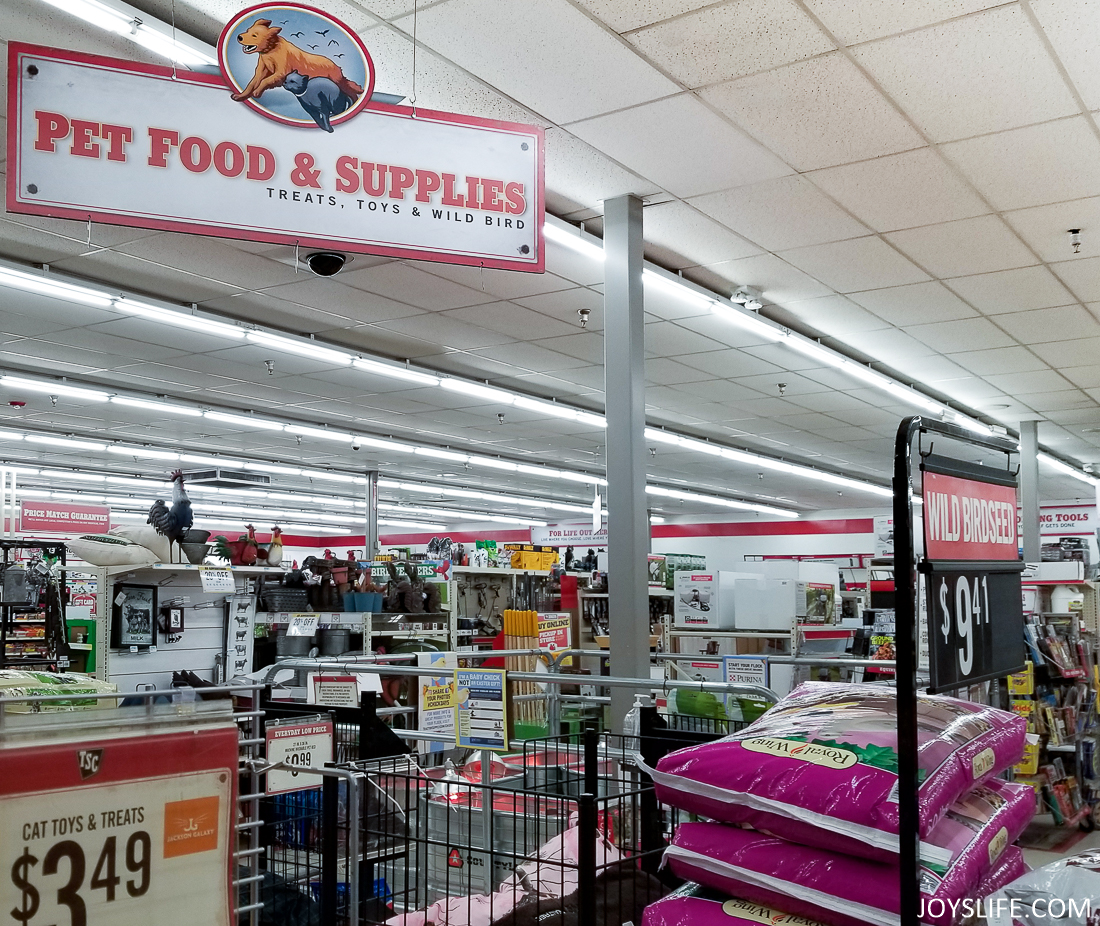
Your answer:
[11,824,151,926]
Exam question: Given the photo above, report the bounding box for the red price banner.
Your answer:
[0,723,238,926]
[923,470,1018,562]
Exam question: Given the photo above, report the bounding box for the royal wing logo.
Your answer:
[741,737,858,770]
[219,3,376,132]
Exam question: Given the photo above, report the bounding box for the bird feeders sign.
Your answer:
[6,3,545,272]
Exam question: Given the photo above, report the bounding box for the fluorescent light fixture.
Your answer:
[645,429,682,446]
[0,376,110,402]
[575,412,608,428]
[46,471,104,482]
[677,437,724,457]
[0,265,115,307]
[467,458,518,472]
[115,299,245,339]
[643,269,714,309]
[354,436,415,454]
[19,489,52,497]
[1038,452,1099,486]
[650,515,666,523]
[513,396,580,420]
[178,454,247,468]
[283,424,354,443]
[352,358,441,386]
[300,470,358,483]
[952,414,995,438]
[0,430,24,441]
[415,447,470,463]
[243,462,304,476]
[106,476,167,489]
[379,502,545,526]
[128,22,217,67]
[645,485,798,518]
[107,445,180,461]
[441,379,515,404]
[246,331,352,366]
[110,396,203,417]
[379,518,447,531]
[555,470,607,486]
[203,411,285,431]
[543,222,605,262]
[24,435,107,451]
[711,302,784,342]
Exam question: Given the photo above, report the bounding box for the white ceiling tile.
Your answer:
[373,314,515,351]
[848,280,978,325]
[1061,364,1100,389]
[531,333,606,365]
[1012,389,1094,413]
[1003,196,1100,264]
[259,278,425,324]
[394,0,679,124]
[669,379,765,402]
[645,357,715,385]
[464,341,592,373]
[689,175,869,251]
[701,52,923,170]
[341,262,495,310]
[944,266,1077,315]
[684,254,834,304]
[626,0,834,88]
[932,376,1013,402]
[941,117,1100,212]
[409,263,576,301]
[444,303,579,340]
[1049,257,1100,302]
[806,148,989,232]
[644,321,727,356]
[769,295,892,338]
[804,0,1006,45]
[1030,0,1100,111]
[543,128,662,218]
[1031,335,1100,368]
[641,201,763,270]
[984,368,1073,393]
[851,6,1079,142]
[837,327,938,362]
[996,306,1100,345]
[779,236,930,292]
[887,353,973,384]
[671,342,784,375]
[903,316,1017,352]
[573,0,713,32]
[946,345,1048,375]
[516,288,604,330]
[568,95,792,198]
[885,215,1038,278]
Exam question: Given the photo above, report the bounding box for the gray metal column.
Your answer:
[1019,420,1040,562]
[364,469,379,559]
[603,194,649,730]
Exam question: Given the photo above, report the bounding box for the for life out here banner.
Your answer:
[7,43,544,271]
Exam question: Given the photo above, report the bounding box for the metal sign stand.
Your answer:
[894,415,1023,926]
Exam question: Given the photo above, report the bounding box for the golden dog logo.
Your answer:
[219,3,375,132]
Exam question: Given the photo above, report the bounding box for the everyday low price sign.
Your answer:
[264,716,333,795]
[0,724,238,926]
[8,42,544,271]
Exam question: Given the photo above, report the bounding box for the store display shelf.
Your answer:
[451,566,552,577]
[1047,744,1079,753]
[580,589,675,598]
[67,643,92,651]
[668,629,793,638]
[12,618,44,623]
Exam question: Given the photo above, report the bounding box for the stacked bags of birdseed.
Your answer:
[649,682,1032,926]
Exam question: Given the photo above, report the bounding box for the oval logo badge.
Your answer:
[741,737,858,770]
[218,3,376,132]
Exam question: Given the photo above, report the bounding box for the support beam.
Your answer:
[364,469,379,560]
[603,194,648,729]
[1019,421,1040,563]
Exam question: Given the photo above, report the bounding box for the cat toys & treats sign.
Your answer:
[6,3,544,271]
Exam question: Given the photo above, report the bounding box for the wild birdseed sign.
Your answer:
[7,4,544,271]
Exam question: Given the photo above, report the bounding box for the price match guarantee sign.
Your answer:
[0,723,238,926]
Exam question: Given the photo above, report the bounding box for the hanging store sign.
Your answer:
[454,668,508,751]
[922,469,1018,561]
[8,36,544,271]
[19,500,109,534]
[921,456,1024,693]
[264,716,333,794]
[530,523,608,547]
[0,722,238,926]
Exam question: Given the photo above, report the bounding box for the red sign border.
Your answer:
[7,42,545,273]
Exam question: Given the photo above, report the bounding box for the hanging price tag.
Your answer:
[0,723,238,926]
[197,568,235,594]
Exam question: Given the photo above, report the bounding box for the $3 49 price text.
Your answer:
[10,808,149,926]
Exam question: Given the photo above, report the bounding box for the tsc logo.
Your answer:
[77,749,103,780]
[219,3,375,132]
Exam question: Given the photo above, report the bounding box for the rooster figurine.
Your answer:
[255,527,284,567]
[147,470,193,563]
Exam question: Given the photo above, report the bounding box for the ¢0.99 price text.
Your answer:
[11,831,151,926]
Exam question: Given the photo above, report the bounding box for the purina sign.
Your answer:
[7,8,544,271]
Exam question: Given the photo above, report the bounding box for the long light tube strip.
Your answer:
[0,260,887,497]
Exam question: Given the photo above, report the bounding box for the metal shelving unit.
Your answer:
[0,539,67,670]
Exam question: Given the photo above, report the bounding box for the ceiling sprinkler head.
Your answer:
[778,382,787,396]
[578,308,591,328]
[1069,229,1082,254]
[264,359,275,375]
[49,395,58,407]
[497,412,505,425]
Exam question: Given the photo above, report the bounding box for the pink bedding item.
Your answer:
[387,826,622,926]
[651,682,1026,861]
[663,780,1034,926]
[642,884,826,926]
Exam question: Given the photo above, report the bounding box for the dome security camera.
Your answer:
[352,439,361,451]
[305,251,347,277]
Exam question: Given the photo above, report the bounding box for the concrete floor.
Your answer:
[1021,813,1100,872]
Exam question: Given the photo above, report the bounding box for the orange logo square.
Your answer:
[163,796,220,858]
